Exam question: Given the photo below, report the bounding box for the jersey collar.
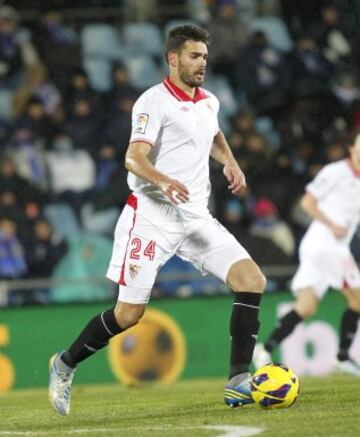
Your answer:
[346,158,360,178]
[163,76,208,102]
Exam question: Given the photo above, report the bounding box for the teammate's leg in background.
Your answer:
[49,301,145,415]
[334,287,360,375]
[253,288,318,369]
[224,259,266,407]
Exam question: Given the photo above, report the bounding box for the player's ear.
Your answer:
[168,51,178,68]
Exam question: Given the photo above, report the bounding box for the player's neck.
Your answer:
[168,74,196,99]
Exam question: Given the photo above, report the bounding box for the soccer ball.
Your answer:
[251,363,300,409]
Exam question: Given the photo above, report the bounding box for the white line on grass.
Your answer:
[0,425,265,436]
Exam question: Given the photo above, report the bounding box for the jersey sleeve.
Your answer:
[129,93,164,146]
[306,163,341,200]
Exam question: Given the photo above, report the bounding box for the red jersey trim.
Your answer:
[129,138,154,148]
[119,194,138,285]
[163,76,208,102]
[346,158,360,178]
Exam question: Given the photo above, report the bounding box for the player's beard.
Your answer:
[179,63,205,88]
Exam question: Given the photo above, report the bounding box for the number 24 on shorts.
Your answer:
[130,238,156,261]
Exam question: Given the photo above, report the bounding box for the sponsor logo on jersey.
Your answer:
[133,113,149,134]
[129,263,141,279]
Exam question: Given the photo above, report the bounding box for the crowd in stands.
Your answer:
[1,0,360,303]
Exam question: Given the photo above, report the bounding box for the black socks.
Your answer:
[337,308,359,361]
[229,292,261,379]
[264,309,302,353]
[61,309,124,368]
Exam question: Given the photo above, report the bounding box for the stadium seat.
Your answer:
[83,56,113,92]
[50,233,114,303]
[204,74,238,117]
[44,203,80,238]
[0,89,14,120]
[124,54,163,90]
[122,23,163,57]
[81,23,125,60]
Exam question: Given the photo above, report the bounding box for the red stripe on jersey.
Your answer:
[129,138,154,148]
[163,77,208,102]
[119,194,138,285]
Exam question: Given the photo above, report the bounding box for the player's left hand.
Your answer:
[223,161,246,195]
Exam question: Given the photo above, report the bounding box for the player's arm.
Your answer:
[211,129,246,195]
[125,141,189,204]
[300,192,347,238]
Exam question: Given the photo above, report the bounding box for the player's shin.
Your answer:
[337,308,360,361]
[264,309,302,353]
[61,308,125,368]
[229,291,261,379]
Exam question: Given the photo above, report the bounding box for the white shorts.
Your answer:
[291,223,360,299]
[106,193,251,304]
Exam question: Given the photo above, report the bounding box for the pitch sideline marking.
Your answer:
[0,425,265,436]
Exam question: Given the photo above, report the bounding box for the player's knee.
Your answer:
[347,293,360,312]
[296,300,317,319]
[114,304,145,330]
[231,271,267,293]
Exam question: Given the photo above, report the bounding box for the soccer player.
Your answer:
[48,25,266,415]
[254,131,360,375]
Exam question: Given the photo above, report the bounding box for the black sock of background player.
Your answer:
[264,310,302,353]
[229,292,261,379]
[337,308,359,361]
[61,309,124,368]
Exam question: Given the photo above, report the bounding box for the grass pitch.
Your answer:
[1,375,359,437]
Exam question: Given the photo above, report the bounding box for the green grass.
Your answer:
[0,375,359,437]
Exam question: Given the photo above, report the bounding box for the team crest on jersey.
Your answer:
[129,263,141,279]
[133,113,149,134]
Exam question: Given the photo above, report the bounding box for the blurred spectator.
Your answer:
[7,125,48,189]
[0,155,47,206]
[0,217,27,279]
[32,9,80,91]
[206,0,249,84]
[235,31,290,117]
[250,197,295,257]
[310,4,352,64]
[81,143,129,235]
[104,92,136,158]
[46,133,96,220]
[105,63,138,112]
[16,96,58,142]
[65,67,101,111]
[64,97,103,154]
[0,6,39,89]
[289,35,333,96]
[12,63,62,117]
[27,218,68,279]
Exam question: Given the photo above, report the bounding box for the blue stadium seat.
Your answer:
[81,23,125,60]
[249,17,294,53]
[83,56,113,92]
[0,89,14,120]
[204,74,238,117]
[122,23,163,57]
[124,54,163,90]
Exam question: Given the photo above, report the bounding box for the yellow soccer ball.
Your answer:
[251,363,300,409]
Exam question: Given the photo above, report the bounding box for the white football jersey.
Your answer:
[305,159,360,245]
[128,77,219,217]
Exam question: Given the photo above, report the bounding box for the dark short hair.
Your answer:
[344,128,360,148]
[165,25,210,60]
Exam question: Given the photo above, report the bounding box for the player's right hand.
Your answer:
[158,178,189,204]
[329,223,347,238]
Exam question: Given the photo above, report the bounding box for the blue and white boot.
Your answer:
[48,352,76,415]
[224,372,254,407]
